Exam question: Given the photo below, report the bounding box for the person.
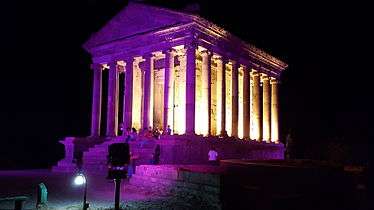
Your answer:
[125,134,131,143]
[144,127,152,138]
[166,125,172,135]
[130,127,138,141]
[208,147,219,165]
[119,122,125,135]
[220,130,228,138]
[127,152,134,177]
[153,127,161,139]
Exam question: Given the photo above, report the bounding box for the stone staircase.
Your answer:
[53,136,158,174]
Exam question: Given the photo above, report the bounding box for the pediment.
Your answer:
[84,3,193,51]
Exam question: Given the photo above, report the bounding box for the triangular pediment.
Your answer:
[84,3,193,50]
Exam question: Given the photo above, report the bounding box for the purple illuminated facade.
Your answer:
[54,2,288,173]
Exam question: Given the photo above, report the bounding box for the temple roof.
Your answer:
[83,3,194,50]
[83,2,288,70]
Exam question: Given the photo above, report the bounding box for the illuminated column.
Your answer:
[271,78,279,143]
[122,57,134,133]
[231,61,239,137]
[262,74,271,142]
[106,61,119,136]
[242,65,250,139]
[219,57,227,136]
[163,49,175,133]
[142,54,152,130]
[251,70,261,141]
[90,63,103,136]
[201,50,212,136]
[185,42,197,135]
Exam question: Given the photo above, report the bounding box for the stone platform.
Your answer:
[53,135,284,174]
[129,160,355,210]
[130,164,223,209]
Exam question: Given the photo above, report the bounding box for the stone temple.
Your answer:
[54,2,288,173]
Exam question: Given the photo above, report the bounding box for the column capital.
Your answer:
[229,59,238,65]
[240,64,247,70]
[261,73,269,81]
[270,77,279,84]
[200,49,212,57]
[251,69,260,76]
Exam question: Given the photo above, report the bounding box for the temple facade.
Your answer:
[84,2,287,143]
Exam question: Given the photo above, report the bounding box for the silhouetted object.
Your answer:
[107,143,130,179]
[107,143,129,210]
[285,129,294,159]
[152,145,161,164]
[36,183,48,209]
[127,152,134,177]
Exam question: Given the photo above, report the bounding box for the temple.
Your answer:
[85,2,287,141]
[54,2,288,173]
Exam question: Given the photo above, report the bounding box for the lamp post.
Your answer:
[73,173,89,210]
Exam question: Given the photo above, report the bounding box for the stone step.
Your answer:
[135,165,179,180]
[134,165,221,186]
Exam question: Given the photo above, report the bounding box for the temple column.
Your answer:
[231,60,239,137]
[106,61,119,136]
[163,49,175,133]
[90,63,103,136]
[142,54,153,130]
[271,78,279,143]
[201,50,212,136]
[242,65,250,139]
[251,70,261,141]
[262,74,271,142]
[122,57,134,134]
[219,57,227,136]
[185,42,197,135]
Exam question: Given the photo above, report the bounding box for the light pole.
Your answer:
[73,173,89,210]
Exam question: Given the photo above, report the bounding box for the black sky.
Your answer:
[0,0,369,168]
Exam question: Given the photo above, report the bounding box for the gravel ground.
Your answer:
[0,170,168,210]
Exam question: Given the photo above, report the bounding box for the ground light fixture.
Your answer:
[73,173,89,210]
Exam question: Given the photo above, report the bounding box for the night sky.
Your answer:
[1,0,369,168]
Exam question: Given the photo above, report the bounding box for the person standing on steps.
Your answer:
[208,147,219,165]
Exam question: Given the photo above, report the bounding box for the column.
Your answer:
[106,61,119,136]
[262,74,271,142]
[219,57,227,136]
[163,49,175,133]
[185,42,197,135]
[231,60,239,137]
[201,50,212,136]
[242,65,250,139]
[271,78,279,143]
[251,70,261,141]
[122,57,134,134]
[142,54,152,130]
[90,63,103,136]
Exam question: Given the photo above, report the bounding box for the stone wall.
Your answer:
[157,135,284,165]
[130,165,222,209]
